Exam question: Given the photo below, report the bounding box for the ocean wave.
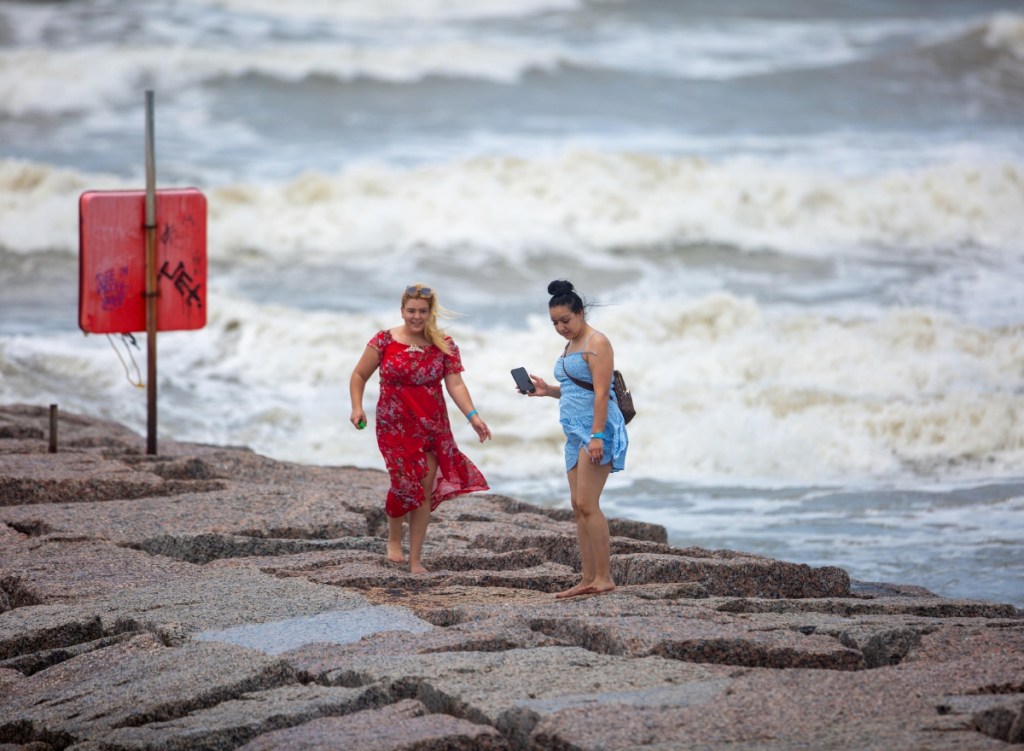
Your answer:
[633,12,1024,83]
[561,16,958,81]
[3,290,1021,484]
[3,12,1020,119]
[604,295,1024,483]
[208,154,1024,260]
[899,12,1024,79]
[202,0,586,22]
[683,12,1024,82]
[0,24,960,119]
[0,160,127,254]
[2,153,1021,260]
[0,41,566,117]
[984,12,1024,61]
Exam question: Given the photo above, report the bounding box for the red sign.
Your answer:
[79,188,207,334]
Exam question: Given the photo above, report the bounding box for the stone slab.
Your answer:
[530,614,865,670]
[0,635,295,747]
[312,646,731,749]
[194,605,435,655]
[235,699,509,751]
[0,537,202,604]
[0,487,369,544]
[530,651,1024,750]
[0,453,224,505]
[0,568,370,663]
[80,684,389,751]
[612,553,851,598]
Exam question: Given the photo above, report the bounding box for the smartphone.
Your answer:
[511,367,536,394]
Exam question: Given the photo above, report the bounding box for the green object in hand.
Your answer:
[357,419,366,430]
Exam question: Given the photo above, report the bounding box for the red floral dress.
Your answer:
[369,329,489,517]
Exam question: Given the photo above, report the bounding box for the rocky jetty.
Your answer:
[1,403,1021,750]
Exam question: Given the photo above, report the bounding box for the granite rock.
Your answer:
[235,699,509,751]
[0,405,1021,751]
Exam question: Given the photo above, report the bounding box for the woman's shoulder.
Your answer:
[438,333,458,352]
[578,330,613,366]
[585,328,612,351]
[369,329,394,348]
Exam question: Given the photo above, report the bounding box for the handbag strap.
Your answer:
[561,336,616,396]
[562,360,595,392]
[560,343,601,394]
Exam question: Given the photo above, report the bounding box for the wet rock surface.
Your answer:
[0,404,1021,750]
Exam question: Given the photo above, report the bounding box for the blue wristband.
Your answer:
[466,410,479,422]
[590,432,605,439]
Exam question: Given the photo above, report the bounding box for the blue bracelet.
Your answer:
[590,432,605,439]
[466,410,479,422]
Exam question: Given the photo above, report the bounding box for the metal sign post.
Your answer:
[144,90,158,455]
[78,92,207,455]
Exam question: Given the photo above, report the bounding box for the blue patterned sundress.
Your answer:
[556,344,628,473]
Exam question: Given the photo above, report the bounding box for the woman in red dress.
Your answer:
[349,283,491,573]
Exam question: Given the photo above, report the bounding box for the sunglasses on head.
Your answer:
[406,285,432,298]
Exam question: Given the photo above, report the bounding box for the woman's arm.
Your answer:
[349,345,380,429]
[444,372,492,442]
[585,334,613,458]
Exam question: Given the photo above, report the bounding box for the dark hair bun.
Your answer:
[547,279,574,296]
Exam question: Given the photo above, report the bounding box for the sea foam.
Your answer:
[3,287,1020,487]
[3,154,1021,261]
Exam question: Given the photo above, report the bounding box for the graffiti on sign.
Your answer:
[159,260,203,309]
[96,267,130,311]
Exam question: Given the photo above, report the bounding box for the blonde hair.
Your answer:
[402,282,456,355]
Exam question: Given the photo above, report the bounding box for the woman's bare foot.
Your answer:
[576,581,616,596]
[409,561,429,575]
[555,578,616,598]
[386,540,406,563]
[554,581,593,599]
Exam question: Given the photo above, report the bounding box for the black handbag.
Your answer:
[562,359,636,425]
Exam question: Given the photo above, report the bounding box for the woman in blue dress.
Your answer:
[526,279,628,598]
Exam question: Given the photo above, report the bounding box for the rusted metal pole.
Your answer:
[144,90,158,455]
[48,404,58,453]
